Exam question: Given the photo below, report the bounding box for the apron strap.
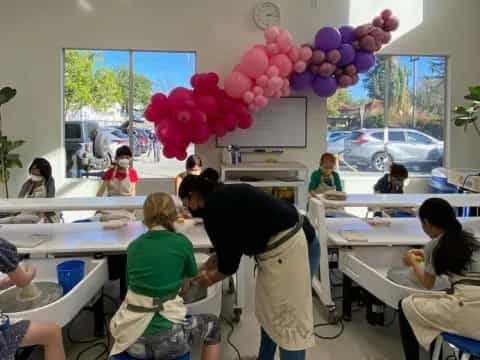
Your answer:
[126,292,178,313]
[264,215,304,252]
[447,276,480,294]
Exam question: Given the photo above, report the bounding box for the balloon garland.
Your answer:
[144,9,399,160]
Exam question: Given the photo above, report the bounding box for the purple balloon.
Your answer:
[290,70,314,90]
[354,51,376,73]
[337,44,355,66]
[312,76,337,97]
[339,25,356,44]
[315,27,342,51]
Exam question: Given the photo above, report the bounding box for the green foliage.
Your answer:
[453,86,480,135]
[64,50,95,114]
[0,88,24,198]
[92,68,122,112]
[327,89,354,117]
[115,67,153,113]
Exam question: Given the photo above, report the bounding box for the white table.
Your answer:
[307,193,480,321]
[0,196,147,212]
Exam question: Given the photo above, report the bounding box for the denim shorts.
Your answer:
[127,314,220,360]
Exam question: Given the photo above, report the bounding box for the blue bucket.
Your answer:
[57,260,85,294]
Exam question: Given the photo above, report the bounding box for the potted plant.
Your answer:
[0,86,25,198]
[453,86,480,135]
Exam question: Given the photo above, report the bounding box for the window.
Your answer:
[63,49,196,179]
[327,55,447,175]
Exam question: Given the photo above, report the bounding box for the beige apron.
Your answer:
[98,167,136,222]
[110,290,187,356]
[314,174,336,194]
[14,183,60,223]
[403,278,480,349]
[255,222,315,351]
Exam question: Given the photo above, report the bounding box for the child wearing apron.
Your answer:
[96,145,138,222]
[0,238,65,360]
[399,198,480,360]
[308,152,343,197]
[109,193,221,360]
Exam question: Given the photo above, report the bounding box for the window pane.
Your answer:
[389,131,405,142]
[64,49,129,179]
[132,51,196,179]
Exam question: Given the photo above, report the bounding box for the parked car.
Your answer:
[118,127,149,154]
[343,128,444,172]
[103,127,130,159]
[327,130,351,154]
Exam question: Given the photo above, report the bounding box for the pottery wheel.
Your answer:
[0,281,62,313]
[387,267,450,291]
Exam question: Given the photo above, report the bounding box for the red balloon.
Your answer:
[175,149,188,161]
[163,146,176,159]
[191,123,210,144]
[144,104,160,123]
[168,87,193,105]
[224,113,238,132]
[238,115,253,129]
[197,96,219,117]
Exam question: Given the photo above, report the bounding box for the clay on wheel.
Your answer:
[17,283,42,302]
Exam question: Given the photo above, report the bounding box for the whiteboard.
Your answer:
[217,97,307,148]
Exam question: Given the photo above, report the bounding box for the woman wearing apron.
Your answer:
[96,145,138,222]
[175,154,203,195]
[179,170,319,360]
[399,198,480,360]
[308,152,343,197]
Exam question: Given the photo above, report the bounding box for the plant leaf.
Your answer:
[468,86,480,101]
[0,87,17,106]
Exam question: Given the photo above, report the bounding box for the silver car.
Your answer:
[343,128,444,172]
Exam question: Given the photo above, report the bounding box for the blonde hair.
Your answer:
[143,193,177,231]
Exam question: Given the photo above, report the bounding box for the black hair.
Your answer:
[178,168,220,200]
[419,198,479,275]
[29,158,52,180]
[390,163,408,178]
[115,145,133,159]
[186,155,202,171]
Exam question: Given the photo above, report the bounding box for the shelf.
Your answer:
[221,162,307,172]
[224,181,305,187]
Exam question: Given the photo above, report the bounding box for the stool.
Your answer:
[432,333,480,360]
[111,352,190,360]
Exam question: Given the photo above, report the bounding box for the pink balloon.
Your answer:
[384,16,399,32]
[264,26,281,43]
[299,46,313,62]
[311,50,326,65]
[373,16,384,27]
[238,115,254,129]
[267,66,280,78]
[288,47,300,62]
[264,88,275,97]
[266,43,280,55]
[268,76,284,92]
[282,87,291,97]
[197,95,219,117]
[224,71,253,99]
[248,103,258,112]
[381,9,393,20]
[254,95,268,107]
[338,74,353,87]
[327,49,342,64]
[294,61,307,73]
[360,35,376,52]
[270,54,293,77]
[278,31,293,52]
[318,63,336,77]
[273,90,282,99]
[283,79,290,89]
[239,48,270,78]
[345,64,357,76]
[253,86,264,96]
[243,91,255,104]
[256,75,269,87]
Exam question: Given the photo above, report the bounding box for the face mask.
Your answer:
[189,207,206,219]
[189,169,201,176]
[118,159,130,168]
[31,175,43,182]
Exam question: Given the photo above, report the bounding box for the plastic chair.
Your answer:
[110,353,190,360]
[432,333,480,360]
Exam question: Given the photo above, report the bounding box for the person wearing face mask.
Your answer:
[95,146,138,222]
[3,158,60,223]
[373,163,414,217]
[179,169,319,360]
[308,153,343,197]
[175,155,203,196]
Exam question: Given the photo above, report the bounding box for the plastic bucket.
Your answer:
[57,260,85,294]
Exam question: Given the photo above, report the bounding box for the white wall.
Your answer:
[1,0,480,198]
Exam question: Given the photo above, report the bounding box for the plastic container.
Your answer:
[430,167,457,194]
[57,260,85,294]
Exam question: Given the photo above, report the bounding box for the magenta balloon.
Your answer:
[318,63,336,77]
[339,25,355,44]
[311,50,326,65]
[384,16,400,32]
[310,64,320,75]
[290,70,314,90]
[360,35,376,52]
[334,68,343,77]
[345,64,357,76]
[354,51,375,73]
[312,76,337,97]
[372,16,384,28]
[327,49,342,64]
[315,26,342,51]
[337,44,355,66]
[381,9,393,20]
[382,31,392,44]
[338,74,353,87]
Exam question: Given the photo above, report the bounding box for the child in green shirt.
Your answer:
[309,153,343,197]
[116,193,221,360]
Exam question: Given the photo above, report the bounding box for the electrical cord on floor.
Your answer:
[313,320,345,340]
[220,315,242,360]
